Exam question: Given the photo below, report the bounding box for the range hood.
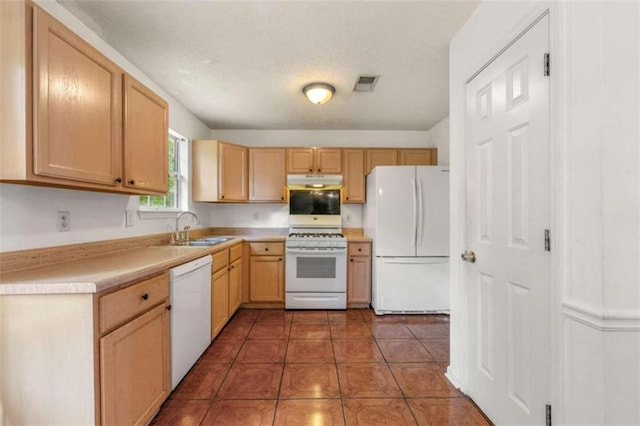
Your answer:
[287,174,343,189]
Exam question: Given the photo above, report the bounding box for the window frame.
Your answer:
[138,130,186,213]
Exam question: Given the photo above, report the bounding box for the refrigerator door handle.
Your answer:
[411,177,418,247]
[417,177,424,247]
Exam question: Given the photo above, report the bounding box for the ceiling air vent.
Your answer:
[353,75,379,92]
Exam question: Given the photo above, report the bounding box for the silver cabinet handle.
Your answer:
[461,251,476,263]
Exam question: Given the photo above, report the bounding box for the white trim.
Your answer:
[562,301,640,331]
[465,10,550,84]
[445,366,463,390]
[548,2,567,425]
[137,210,182,220]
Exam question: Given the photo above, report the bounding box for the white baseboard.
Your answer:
[445,366,464,391]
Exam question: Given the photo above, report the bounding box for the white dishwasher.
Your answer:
[169,255,212,390]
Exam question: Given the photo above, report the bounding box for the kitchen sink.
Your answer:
[171,237,233,247]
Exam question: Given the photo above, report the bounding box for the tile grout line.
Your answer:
[271,310,293,426]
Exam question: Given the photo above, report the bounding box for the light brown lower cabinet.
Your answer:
[249,256,285,302]
[211,267,229,339]
[211,243,243,340]
[99,273,170,425]
[247,242,285,303]
[347,242,372,307]
[100,303,170,425]
[228,257,242,313]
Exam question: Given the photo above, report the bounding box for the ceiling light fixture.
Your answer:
[302,82,335,105]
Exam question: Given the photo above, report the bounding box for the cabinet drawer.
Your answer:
[229,243,243,262]
[212,249,229,273]
[249,242,284,256]
[348,242,371,256]
[99,273,169,333]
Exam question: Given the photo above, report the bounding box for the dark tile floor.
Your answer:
[152,309,491,426]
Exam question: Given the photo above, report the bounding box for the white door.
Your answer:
[416,166,450,256]
[464,14,550,424]
[373,166,417,257]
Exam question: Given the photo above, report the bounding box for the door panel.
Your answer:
[416,166,450,256]
[123,75,168,193]
[249,148,286,202]
[219,143,248,201]
[372,167,416,257]
[374,257,449,313]
[465,14,550,425]
[343,149,366,203]
[33,8,122,186]
[366,149,397,174]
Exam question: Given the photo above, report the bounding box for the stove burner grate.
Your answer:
[288,233,345,238]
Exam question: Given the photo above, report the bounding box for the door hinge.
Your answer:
[546,404,552,426]
[544,229,551,252]
[544,53,550,76]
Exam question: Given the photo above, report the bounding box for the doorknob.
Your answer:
[461,250,476,263]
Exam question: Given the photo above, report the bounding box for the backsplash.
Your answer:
[206,203,363,228]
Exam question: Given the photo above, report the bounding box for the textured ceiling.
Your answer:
[58,0,479,131]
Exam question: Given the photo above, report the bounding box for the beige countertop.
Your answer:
[0,231,371,296]
[0,237,248,295]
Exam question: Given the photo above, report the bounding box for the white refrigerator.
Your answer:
[364,166,450,314]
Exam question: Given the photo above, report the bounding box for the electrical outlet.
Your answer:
[344,213,352,223]
[253,212,260,221]
[125,210,135,227]
[57,211,70,232]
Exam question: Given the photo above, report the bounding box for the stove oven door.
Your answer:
[285,248,347,293]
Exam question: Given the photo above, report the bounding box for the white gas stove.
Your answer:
[285,228,347,310]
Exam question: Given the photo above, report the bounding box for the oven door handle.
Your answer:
[286,248,347,255]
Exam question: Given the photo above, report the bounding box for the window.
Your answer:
[139,131,185,211]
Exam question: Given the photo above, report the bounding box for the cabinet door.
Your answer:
[100,303,170,426]
[249,256,284,302]
[366,149,398,174]
[123,75,168,193]
[249,148,286,202]
[219,142,248,201]
[343,149,365,203]
[347,256,371,304]
[33,8,122,186]
[228,258,242,315]
[399,149,437,166]
[314,148,342,174]
[211,268,229,339]
[287,148,314,173]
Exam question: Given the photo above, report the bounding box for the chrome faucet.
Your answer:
[175,211,200,242]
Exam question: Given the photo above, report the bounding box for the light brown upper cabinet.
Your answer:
[366,148,438,174]
[365,149,398,174]
[249,148,286,202]
[192,140,248,202]
[33,6,123,187]
[287,148,342,174]
[314,148,342,174]
[286,148,315,173]
[342,149,366,204]
[0,4,169,195]
[399,148,437,166]
[123,75,168,193]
